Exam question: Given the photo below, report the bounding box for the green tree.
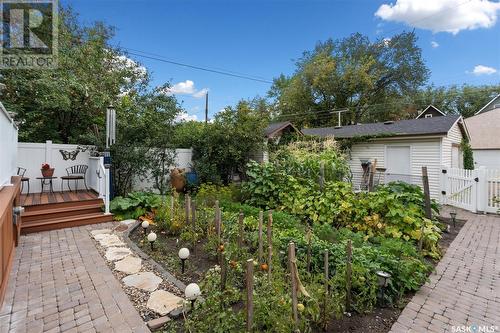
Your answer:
[269,32,429,126]
[0,7,147,143]
[111,85,181,196]
[180,100,268,184]
[412,84,500,118]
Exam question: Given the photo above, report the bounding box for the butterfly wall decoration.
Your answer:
[59,149,80,161]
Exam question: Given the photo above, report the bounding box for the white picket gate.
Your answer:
[441,166,500,214]
[484,168,500,213]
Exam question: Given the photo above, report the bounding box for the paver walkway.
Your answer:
[390,209,500,333]
[0,223,150,333]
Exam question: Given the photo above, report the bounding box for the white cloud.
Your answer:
[375,0,500,34]
[167,80,196,95]
[175,112,199,122]
[113,54,147,77]
[164,80,209,98]
[192,88,209,98]
[471,65,497,75]
[431,41,439,48]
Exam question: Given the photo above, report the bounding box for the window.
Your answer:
[425,114,432,118]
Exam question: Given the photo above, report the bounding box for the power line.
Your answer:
[123,49,273,84]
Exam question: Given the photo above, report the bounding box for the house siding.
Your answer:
[441,121,464,168]
[347,138,442,200]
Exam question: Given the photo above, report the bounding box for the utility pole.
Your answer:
[205,92,209,124]
[332,109,349,127]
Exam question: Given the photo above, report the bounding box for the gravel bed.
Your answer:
[91,230,184,322]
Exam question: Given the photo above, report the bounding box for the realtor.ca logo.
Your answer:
[0,0,58,69]
[452,324,499,333]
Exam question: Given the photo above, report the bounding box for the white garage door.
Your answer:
[386,146,411,183]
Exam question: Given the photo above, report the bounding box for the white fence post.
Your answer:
[98,156,110,215]
[440,165,448,205]
[476,166,487,213]
[471,169,478,213]
[45,140,52,165]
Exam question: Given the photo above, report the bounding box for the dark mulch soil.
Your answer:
[130,226,217,285]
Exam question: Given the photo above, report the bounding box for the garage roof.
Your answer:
[302,114,462,139]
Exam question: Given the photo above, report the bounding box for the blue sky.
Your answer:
[65,0,500,120]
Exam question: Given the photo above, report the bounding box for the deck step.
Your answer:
[21,212,114,234]
[22,198,104,212]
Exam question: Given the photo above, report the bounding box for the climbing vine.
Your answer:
[460,139,474,170]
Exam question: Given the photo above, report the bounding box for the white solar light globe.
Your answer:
[141,220,149,228]
[147,232,157,242]
[178,247,190,260]
[185,283,201,300]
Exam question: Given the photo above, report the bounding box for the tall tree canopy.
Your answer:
[269,32,429,127]
[0,8,147,143]
[411,84,500,118]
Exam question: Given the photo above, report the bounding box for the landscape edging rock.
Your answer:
[120,221,187,292]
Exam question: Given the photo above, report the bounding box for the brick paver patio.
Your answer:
[0,223,150,333]
[390,209,500,333]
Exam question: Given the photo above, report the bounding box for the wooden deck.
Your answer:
[21,190,98,206]
[20,190,114,234]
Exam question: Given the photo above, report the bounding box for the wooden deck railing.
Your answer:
[0,176,21,306]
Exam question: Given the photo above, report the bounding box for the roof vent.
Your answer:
[334,126,342,129]
[384,121,394,125]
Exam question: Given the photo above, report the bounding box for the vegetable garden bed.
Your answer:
[111,138,466,332]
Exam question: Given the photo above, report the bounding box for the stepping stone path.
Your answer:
[105,246,132,261]
[96,234,125,247]
[147,290,184,316]
[115,255,142,274]
[90,226,186,326]
[123,272,163,291]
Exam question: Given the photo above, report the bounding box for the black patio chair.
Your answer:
[17,167,30,195]
[61,165,89,192]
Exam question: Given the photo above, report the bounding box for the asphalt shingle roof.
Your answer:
[264,121,301,138]
[301,114,460,139]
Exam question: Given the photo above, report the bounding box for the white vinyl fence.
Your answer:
[17,141,193,194]
[0,103,18,188]
[17,141,92,193]
[441,166,500,214]
[132,149,193,192]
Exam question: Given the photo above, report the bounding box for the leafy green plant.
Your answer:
[109,191,162,220]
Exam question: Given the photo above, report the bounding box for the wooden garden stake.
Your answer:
[170,195,174,220]
[288,242,298,330]
[346,240,352,312]
[191,201,196,253]
[215,200,220,243]
[258,210,263,262]
[221,253,227,292]
[267,211,273,247]
[418,223,425,252]
[267,245,272,281]
[185,194,191,225]
[267,211,273,281]
[246,259,254,332]
[238,211,244,247]
[421,166,432,219]
[368,159,377,192]
[319,160,325,192]
[306,227,312,273]
[322,250,329,330]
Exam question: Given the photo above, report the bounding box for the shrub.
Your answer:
[109,191,161,220]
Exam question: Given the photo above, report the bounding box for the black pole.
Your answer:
[150,241,154,251]
[205,92,208,124]
[181,259,186,274]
